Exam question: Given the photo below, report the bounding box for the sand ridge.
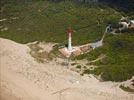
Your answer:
[0,38,133,100]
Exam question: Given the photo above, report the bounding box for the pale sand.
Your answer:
[0,38,134,100]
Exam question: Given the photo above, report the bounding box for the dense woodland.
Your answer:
[1,0,134,14]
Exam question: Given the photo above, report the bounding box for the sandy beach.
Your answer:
[0,38,133,100]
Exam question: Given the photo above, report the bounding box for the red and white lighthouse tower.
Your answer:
[67,28,73,51]
[59,28,81,58]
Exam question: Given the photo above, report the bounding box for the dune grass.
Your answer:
[120,85,134,93]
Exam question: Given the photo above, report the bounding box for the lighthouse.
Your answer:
[59,28,82,58]
[67,28,72,51]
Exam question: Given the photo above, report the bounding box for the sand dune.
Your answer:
[0,38,133,100]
